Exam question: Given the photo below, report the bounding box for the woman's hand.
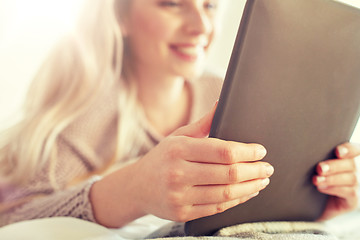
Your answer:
[313,142,360,221]
[91,105,274,228]
[132,105,274,223]
[91,105,274,227]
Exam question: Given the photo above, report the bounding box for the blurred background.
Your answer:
[0,0,360,140]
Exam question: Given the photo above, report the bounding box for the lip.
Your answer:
[169,43,207,62]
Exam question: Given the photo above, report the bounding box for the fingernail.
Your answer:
[319,163,330,174]
[266,165,274,176]
[261,178,270,187]
[338,146,349,157]
[316,176,326,183]
[256,146,267,159]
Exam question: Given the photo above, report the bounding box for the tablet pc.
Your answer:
[185,0,360,236]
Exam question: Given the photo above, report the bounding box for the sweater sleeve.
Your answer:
[0,84,124,227]
[0,132,108,227]
[0,176,101,227]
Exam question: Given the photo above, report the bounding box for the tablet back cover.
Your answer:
[186,0,360,236]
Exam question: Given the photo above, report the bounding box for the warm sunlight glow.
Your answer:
[2,0,84,32]
[0,0,85,129]
[337,0,360,8]
[1,0,360,132]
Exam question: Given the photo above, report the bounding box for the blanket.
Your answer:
[146,221,338,240]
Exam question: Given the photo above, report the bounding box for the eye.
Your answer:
[204,1,217,10]
[158,0,182,8]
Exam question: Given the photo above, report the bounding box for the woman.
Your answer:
[0,0,358,233]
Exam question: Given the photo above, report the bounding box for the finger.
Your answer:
[172,101,217,138]
[317,159,357,176]
[336,142,360,159]
[185,161,274,185]
[316,186,359,200]
[313,172,359,188]
[179,137,267,164]
[186,192,260,221]
[185,178,270,205]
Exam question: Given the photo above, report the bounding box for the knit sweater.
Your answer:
[0,72,223,227]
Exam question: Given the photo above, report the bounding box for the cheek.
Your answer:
[131,10,176,42]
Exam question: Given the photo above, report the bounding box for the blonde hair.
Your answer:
[0,0,137,185]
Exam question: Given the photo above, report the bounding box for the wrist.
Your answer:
[89,162,146,228]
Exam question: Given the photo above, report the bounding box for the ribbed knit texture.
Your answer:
[147,221,338,240]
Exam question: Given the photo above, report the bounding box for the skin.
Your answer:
[90,105,273,228]
[90,1,273,228]
[314,142,360,221]
[90,0,360,228]
[120,0,220,135]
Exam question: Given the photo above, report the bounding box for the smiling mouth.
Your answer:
[170,45,206,61]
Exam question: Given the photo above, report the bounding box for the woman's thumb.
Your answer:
[172,101,218,138]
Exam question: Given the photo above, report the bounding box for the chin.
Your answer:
[176,63,205,80]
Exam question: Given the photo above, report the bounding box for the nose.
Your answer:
[184,8,213,36]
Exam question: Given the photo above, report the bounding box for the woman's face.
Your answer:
[121,0,220,79]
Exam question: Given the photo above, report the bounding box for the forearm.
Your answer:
[90,161,146,228]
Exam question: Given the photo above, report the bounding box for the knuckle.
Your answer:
[167,192,184,207]
[216,202,227,213]
[222,185,233,201]
[228,164,239,183]
[220,145,234,164]
[165,168,185,186]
